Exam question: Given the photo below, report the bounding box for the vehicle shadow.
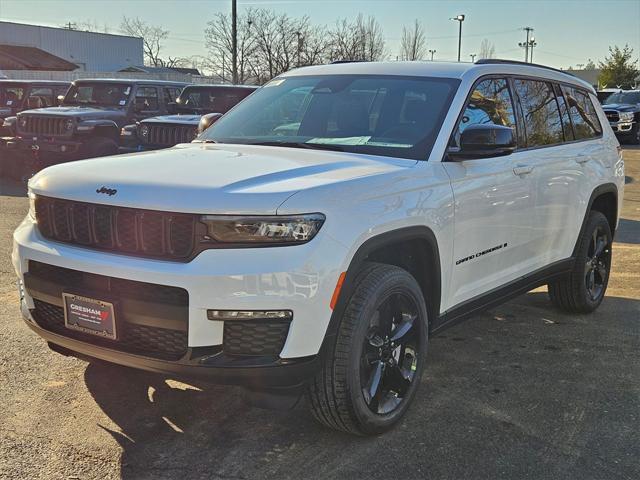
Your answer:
[83,292,640,480]
[615,218,640,244]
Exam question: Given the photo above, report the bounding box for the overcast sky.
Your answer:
[0,0,639,69]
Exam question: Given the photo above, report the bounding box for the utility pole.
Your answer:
[470,53,477,62]
[428,49,436,61]
[450,15,465,62]
[221,52,226,83]
[231,0,238,84]
[519,27,534,63]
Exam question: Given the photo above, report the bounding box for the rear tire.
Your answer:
[307,263,428,435]
[548,211,612,313]
[630,124,640,145]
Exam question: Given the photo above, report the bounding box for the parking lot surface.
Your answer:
[0,149,638,480]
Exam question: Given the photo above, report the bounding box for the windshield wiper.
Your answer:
[247,141,343,151]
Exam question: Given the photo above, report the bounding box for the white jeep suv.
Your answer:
[13,60,625,435]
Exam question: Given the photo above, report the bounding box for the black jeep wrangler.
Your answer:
[5,79,186,174]
[600,90,640,144]
[0,80,70,135]
[121,84,257,151]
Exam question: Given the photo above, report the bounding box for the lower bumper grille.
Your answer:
[223,320,290,356]
[32,300,188,361]
[26,261,189,361]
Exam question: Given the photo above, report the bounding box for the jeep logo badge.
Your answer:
[96,186,117,196]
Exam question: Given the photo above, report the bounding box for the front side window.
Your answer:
[135,87,159,112]
[562,86,602,140]
[164,87,181,105]
[199,75,459,160]
[514,79,564,147]
[452,78,516,148]
[64,83,131,107]
[0,85,25,107]
[178,87,255,114]
[28,87,54,108]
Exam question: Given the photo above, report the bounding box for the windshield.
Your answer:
[177,86,254,114]
[199,75,459,160]
[0,85,25,107]
[64,83,132,107]
[604,91,640,105]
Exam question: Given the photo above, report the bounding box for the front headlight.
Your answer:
[139,124,149,138]
[619,112,634,122]
[18,116,27,128]
[64,119,74,131]
[200,214,325,245]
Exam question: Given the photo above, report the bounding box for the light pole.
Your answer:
[470,53,477,62]
[231,0,238,84]
[529,37,537,63]
[428,49,436,61]
[450,14,465,62]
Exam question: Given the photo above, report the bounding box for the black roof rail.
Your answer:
[474,58,574,77]
[330,60,367,64]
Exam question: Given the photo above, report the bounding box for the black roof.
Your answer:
[0,79,70,86]
[72,78,188,87]
[182,84,258,90]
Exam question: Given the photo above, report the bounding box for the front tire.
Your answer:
[548,211,612,313]
[307,263,428,435]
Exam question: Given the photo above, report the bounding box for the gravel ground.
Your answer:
[0,149,638,480]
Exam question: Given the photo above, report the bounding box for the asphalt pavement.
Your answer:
[0,149,638,480]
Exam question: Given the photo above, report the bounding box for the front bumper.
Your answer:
[609,121,635,134]
[11,136,82,156]
[13,217,347,365]
[21,303,318,388]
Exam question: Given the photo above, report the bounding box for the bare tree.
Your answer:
[329,14,385,62]
[478,39,495,59]
[205,10,256,83]
[120,17,169,67]
[400,20,427,61]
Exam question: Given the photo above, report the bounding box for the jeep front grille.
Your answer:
[143,124,198,147]
[604,110,620,123]
[19,116,68,136]
[35,196,196,260]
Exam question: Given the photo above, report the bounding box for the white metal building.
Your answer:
[0,21,143,71]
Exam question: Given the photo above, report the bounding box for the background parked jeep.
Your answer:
[121,84,257,151]
[5,78,186,179]
[600,89,640,144]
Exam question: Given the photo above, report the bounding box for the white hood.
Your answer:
[29,143,415,215]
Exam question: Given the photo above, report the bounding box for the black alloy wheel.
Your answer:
[360,292,420,415]
[584,225,611,302]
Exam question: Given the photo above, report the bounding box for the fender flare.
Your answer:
[572,182,618,256]
[318,226,442,357]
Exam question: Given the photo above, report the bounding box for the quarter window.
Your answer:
[514,79,564,147]
[135,87,159,112]
[453,78,516,147]
[562,86,602,139]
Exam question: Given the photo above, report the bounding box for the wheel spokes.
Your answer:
[390,312,416,342]
[364,360,384,403]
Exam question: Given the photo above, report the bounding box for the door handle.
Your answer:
[513,165,534,176]
[576,155,590,164]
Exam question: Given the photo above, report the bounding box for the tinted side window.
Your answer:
[28,87,54,108]
[164,87,181,104]
[554,84,574,142]
[514,79,564,147]
[135,87,159,112]
[562,86,602,139]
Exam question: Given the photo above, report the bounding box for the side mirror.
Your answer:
[449,124,516,160]
[197,112,223,134]
[57,95,65,106]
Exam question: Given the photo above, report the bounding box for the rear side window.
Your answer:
[562,86,602,139]
[514,79,564,147]
[553,84,574,142]
[135,87,159,112]
[452,78,516,148]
